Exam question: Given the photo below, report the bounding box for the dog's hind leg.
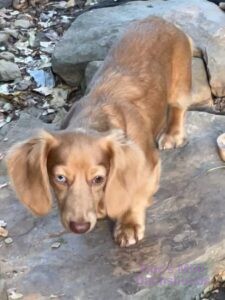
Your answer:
[158,106,186,150]
[158,33,192,150]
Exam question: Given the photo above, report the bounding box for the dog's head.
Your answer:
[7,130,159,234]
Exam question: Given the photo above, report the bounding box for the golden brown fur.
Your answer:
[7,17,192,247]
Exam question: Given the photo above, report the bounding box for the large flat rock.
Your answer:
[52,0,225,98]
[0,0,12,8]
[1,111,225,299]
[191,57,213,109]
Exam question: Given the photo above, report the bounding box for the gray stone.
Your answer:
[14,19,32,29]
[204,40,225,97]
[85,60,103,87]
[15,80,32,91]
[0,32,10,45]
[0,52,15,62]
[191,57,213,109]
[3,103,13,112]
[0,19,7,30]
[1,111,225,299]
[3,29,19,39]
[219,2,225,10]
[52,0,225,97]
[0,60,21,82]
[0,276,8,300]
[0,0,12,8]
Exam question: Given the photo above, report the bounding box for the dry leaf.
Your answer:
[0,183,8,189]
[51,87,69,108]
[217,133,225,161]
[67,0,75,8]
[0,227,8,237]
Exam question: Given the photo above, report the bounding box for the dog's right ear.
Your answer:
[6,131,59,216]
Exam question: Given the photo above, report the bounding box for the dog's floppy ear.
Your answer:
[100,130,148,219]
[6,131,58,216]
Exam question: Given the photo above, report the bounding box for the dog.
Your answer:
[7,17,192,247]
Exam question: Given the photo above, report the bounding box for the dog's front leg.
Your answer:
[113,204,146,247]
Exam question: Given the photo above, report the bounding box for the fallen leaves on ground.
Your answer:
[0,1,86,128]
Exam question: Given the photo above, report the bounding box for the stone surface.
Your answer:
[220,2,225,10]
[3,28,19,39]
[0,52,15,62]
[14,19,32,29]
[1,111,225,299]
[85,60,103,87]
[0,60,21,82]
[0,275,8,300]
[52,0,225,98]
[191,57,213,109]
[0,32,10,46]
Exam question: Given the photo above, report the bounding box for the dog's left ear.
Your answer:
[101,133,159,219]
[6,131,58,216]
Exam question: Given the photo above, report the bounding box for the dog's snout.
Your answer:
[69,221,91,234]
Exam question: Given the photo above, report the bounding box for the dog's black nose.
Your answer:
[69,221,91,234]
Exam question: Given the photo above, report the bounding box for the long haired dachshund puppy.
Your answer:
[7,17,192,247]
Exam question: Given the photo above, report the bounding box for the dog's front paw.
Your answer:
[158,132,186,150]
[114,222,144,247]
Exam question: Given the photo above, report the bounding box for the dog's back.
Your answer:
[64,17,192,142]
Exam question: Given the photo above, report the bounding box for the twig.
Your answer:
[0,183,8,189]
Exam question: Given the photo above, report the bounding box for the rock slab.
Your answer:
[0,60,21,82]
[0,276,8,300]
[1,111,225,299]
[52,0,225,98]
[0,0,12,8]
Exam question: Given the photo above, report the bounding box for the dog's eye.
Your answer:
[55,175,67,184]
[92,176,105,185]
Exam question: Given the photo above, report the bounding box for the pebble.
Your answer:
[0,18,6,29]
[15,80,31,91]
[4,28,19,39]
[0,220,7,228]
[219,3,225,11]
[173,233,185,243]
[0,60,21,82]
[0,32,9,45]
[0,227,8,237]
[3,103,13,112]
[8,290,23,300]
[0,52,15,62]
[4,237,13,245]
[14,19,32,29]
[51,242,61,249]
